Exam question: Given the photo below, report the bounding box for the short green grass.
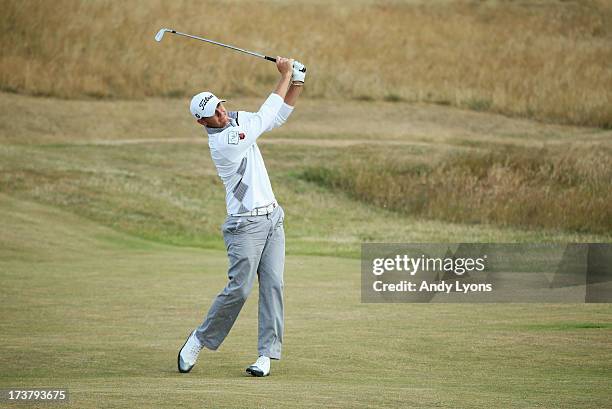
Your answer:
[1,195,611,408]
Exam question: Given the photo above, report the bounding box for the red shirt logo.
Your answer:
[239,133,246,140]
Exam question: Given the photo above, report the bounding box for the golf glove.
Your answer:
[292,60,306,85]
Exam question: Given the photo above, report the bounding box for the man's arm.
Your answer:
[284,83,303,107]
[272,61,305,128]
[272,57,294,100]
[266,75,305,131]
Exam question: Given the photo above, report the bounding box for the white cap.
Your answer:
[189,91,226,119]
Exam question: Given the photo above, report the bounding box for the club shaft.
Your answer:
[169,30,275,62]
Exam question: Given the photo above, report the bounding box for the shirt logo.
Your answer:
[228,131,239,145]
[239,133,246,140]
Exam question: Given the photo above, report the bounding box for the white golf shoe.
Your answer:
[246,356,270,377]
[177,330,203,373]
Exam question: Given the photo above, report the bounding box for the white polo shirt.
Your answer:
[206,93,293,215]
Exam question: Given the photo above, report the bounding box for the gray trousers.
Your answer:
[195,205,285,359]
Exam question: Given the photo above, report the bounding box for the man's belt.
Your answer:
[231,201,278,217]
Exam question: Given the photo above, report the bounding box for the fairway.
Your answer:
[1,196,611,408]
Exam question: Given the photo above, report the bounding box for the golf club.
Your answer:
[154,28,306,73]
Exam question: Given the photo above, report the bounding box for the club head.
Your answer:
[155,28,170,42]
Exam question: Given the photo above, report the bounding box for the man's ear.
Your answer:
[197,118,207,126]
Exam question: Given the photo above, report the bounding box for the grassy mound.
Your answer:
[302,145,612,234]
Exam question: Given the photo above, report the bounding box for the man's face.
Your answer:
[198,103,229,128]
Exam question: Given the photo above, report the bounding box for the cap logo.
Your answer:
[199,95,214,111]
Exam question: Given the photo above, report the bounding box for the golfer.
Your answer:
[178,57,304,377]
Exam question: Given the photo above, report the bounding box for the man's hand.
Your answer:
[276,56,294,77]
[291,60,306,85]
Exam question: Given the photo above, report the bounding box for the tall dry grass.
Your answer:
[301,144,612,234]
[1,0,611,127]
